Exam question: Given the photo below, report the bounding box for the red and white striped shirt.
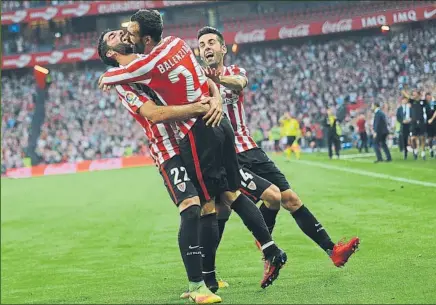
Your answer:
[219,65,257,153]
[115,83,179,166]
[101,36,209,139]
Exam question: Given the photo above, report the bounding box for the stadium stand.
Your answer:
[1,1,76,12]
[2,20,435,171]
[4,1,433,56]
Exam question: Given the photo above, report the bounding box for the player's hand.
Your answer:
[429,119,433,124]
[201,96,223,127]
[373,133,377,138]
[98,74,113,92]
[203,67,221,84]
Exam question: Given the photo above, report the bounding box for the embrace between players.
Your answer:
[96,9,359,304]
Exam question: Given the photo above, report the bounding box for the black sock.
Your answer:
[259,202,279,234]
[292,205,335,254]
[231,194,278,258]
[200,213,219,274]
[179,205,203,283]
[217,218,228,245]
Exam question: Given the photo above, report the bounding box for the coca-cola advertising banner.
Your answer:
[219,4,436,46]
[1,0,211,25]
[2,4,435,70]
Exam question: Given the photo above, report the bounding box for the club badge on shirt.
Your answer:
[177,182,186,192]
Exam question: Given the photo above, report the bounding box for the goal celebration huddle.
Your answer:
[96,9,359,304]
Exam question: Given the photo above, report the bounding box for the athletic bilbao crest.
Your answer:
[177,182,186,192]
[247,181,257,191]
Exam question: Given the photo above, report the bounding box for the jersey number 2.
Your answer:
[168,55,206,102]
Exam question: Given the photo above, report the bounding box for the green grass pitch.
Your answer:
[2,152,436,304]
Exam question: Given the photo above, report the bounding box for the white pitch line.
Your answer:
[337,153,374,159]
[295,160,436,188]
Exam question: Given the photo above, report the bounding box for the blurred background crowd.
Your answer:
[1,0,435,172]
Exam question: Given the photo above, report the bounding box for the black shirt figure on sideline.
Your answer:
[372,103,392,163]
[408,89,428,160]
[396,97,411,159]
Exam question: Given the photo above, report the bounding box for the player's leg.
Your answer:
[373,136,383,162]
[176,135,223,303]
[429,129,436,158]
[239,167,281,232]
[215,167,281,243]
[420,129,426,159]
[215,202,231,243]
[363,132,369,153]
[327,135,333,159]
[427,125,434,157]
[334,136,341,158]
[219,119,286,288]
[180,199,222,299]
[160,157,220,303]
[380,134,392,161]
[197,199,222,293]
[285,136,295,161]
[274,139,280,153]
[411,125,418,159]
[241,148,359,267]
[402,126,409,159]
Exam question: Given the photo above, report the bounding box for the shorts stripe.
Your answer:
[160,165,178,204]
[240,187,258,202]
[188,131,211,201]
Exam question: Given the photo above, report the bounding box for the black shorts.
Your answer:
[238,148,291,194]
[410,123,426,137]
[179,116,240,202]
[287,136,296,146]
[427,123,436,138]
[238,167,273,203]
[159,155,198,206]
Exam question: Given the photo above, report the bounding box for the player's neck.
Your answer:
[214,62,224,73]
[145,39,162,54]
[118,54,139,66]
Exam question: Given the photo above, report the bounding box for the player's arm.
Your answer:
[401,89,410,99]
[116,84,210,124]
[139,101,210,124]
[204,66,247,91]
[429,111,436,124]
[99,56,152,87]
[396,107,402,123]
[203,78,223,127]
[217,74,247,91]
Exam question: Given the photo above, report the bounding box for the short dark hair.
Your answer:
[130,9,163,42]
[197,26,225,45]
[426,92,432,97]
[97,29,119,67]
[374,102,381,108]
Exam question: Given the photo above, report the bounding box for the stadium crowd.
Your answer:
[3,1,420,56]
[1,0,76,12]
[2,23,435,171]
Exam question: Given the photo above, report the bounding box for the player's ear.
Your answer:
[106,49,115,58]
[144,35,152,45]
[222,44,227,55]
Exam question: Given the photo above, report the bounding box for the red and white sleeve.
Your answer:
[101,56,153,86]
[115,84,152,113]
